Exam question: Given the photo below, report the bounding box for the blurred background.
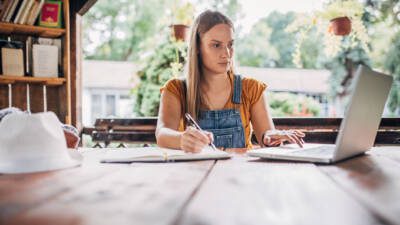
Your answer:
[80,0,400,128]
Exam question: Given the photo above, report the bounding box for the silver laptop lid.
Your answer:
[333,65,393,162]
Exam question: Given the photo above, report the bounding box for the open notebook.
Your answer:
[100,146,231,163]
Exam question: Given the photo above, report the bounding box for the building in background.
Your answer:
[82,60,332,126]
[82,60,139,126]
[238,67,331,116]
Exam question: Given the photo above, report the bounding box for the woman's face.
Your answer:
[199,23,234,75]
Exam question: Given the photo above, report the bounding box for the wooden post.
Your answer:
[69,0,97,129]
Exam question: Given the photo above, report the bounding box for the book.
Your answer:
[13,0,29,23]
[27,0,44,25]
[25,36,32,75]
[0,0,12,21]
[100,146,231,163]
[19,0,35,24]
[4,0,20,22]
[39,0,62,28]
[1,47,24,76]
[32,44,58,77]
[37,37,62,76]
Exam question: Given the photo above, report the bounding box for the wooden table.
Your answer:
[1,146,400,225]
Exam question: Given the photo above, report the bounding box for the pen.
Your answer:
[184,113,218,151]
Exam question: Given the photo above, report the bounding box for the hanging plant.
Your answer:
[170,2,195,41]
[286,0,370,67]
[133,40,187,116]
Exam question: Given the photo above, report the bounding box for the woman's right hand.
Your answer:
[180,126,214,153]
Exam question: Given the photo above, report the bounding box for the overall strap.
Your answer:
[232,74,242,104]
[181,79,187,114]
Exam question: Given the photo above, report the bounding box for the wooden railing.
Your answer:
[81,118,400,147]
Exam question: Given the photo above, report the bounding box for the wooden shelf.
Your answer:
[0,75,66,86]
[0,22,65,38]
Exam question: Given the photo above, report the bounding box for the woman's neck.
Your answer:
[201,69,230,92]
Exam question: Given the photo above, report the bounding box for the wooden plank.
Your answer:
[178,155,379,225]
[369,146,400,163]
[319,148,400,225]
[63,0,72,125]
[0,22,66,38]
[89,130,400,145]
[0,149,124,223]
[69,11,83,129]
[91,118,400,130]
[0,76,66,86]
[75,0,98,15]
[3,149,215,225]
[91,131,156,143]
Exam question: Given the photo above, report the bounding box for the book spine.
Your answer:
[26,0,38,25]
[28,0,44,25]
[19,0,35,24]
[0,0,12,21]
[13,0,28,23]
[25,36,32,75]
[5,0,20,22]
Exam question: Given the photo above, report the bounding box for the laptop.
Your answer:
[248,65,393,164]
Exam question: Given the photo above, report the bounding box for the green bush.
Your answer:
[133,40,187,116]
[267,92,321,117]
[384,32,400,115]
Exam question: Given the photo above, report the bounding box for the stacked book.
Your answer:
[0,36,61,77]
[0,0,45,25]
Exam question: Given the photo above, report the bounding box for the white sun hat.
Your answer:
[0,112,82,174]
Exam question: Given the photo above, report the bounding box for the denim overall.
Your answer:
[183,75,246,149]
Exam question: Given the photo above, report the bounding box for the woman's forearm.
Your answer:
[156,127,183,149]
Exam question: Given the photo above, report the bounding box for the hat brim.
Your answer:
[0,149,83,174]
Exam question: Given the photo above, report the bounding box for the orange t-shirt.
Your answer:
[160,73,267,148]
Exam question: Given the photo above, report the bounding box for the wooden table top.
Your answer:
[1,146,400,225]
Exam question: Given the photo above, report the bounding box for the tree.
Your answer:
[236,11,322,68]
[325,44,371,99]
[133,40,187,116]
[384,32,400,115]
[364,0,400,115]
[265,11,297,68]
[200,0,244,27]
[83,0,173,61]
[236,22,279,67]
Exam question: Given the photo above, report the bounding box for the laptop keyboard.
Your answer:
[288,146,335,157]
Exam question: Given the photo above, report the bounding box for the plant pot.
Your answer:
[170,24,189,41]
[330,16,352,36]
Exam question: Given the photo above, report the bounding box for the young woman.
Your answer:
[156,10,305,152]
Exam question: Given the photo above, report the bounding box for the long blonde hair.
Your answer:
[186,10,235,120]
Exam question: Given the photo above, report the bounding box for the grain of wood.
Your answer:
[319,150,400,225]
[179,155,380,225]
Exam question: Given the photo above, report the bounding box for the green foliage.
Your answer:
[236,11,326,69]
[267,92,321,117]
[236,22,279,67]
[204,0,243,25]
[316,0,364,20]
[236,11,299,68]
[173,2,195,25]
[83,0,173,61]
[133,40,187,116]
[384,32,400,114]
[324,43,371,98]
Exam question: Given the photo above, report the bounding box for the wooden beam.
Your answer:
[69,0,97,129]
[76,0,97,15]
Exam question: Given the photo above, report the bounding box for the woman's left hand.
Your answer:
[262,130,306,148]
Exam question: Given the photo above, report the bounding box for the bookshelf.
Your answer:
[0,75,66,86]
[0,22,66,38]
[0,0,71,124]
